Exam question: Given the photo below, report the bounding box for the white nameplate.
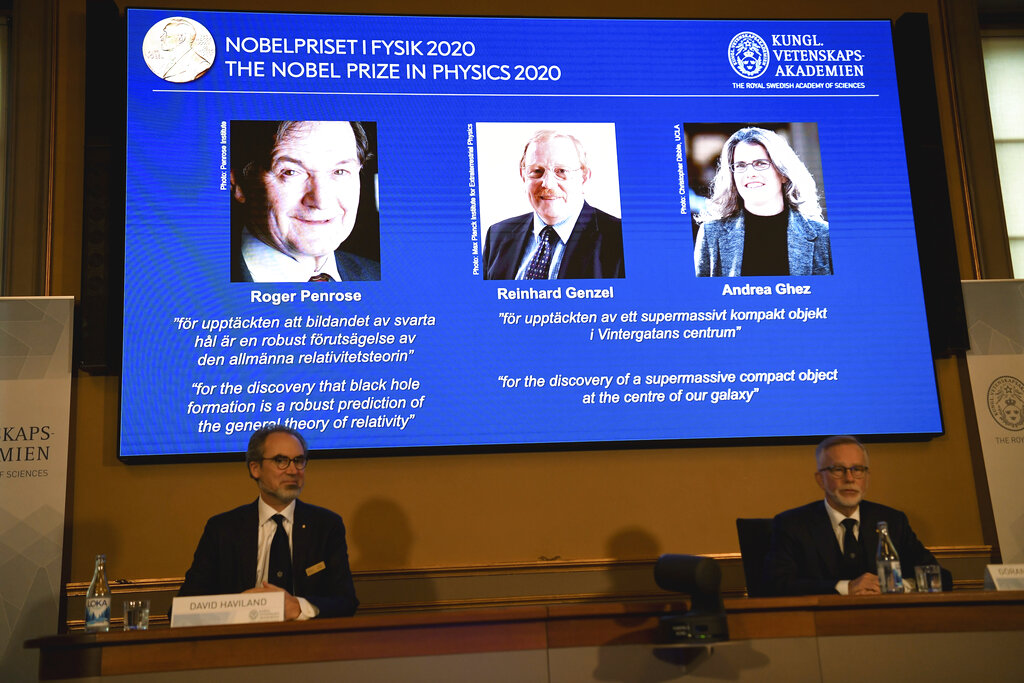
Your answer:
[984,564,1024,591]
[171,592,284,627]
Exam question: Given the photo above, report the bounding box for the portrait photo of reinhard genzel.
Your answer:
[480,125,625,281]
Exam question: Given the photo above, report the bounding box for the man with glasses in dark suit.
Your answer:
[230,120,380,283]
[766,435,949,596]
[483,129,624,280]
[178,425,358,619]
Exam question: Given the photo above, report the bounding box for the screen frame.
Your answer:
[115,8,947,463]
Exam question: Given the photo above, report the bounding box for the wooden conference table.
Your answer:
[27,591,1024,682]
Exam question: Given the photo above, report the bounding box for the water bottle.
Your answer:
[85,554,111,632]
[875,522,903,593]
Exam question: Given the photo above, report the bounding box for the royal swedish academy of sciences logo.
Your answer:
[987,375,1024,432]
[728,32,770,80]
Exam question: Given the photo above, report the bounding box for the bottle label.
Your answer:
[877,560,904,593]
[85,597,111,628]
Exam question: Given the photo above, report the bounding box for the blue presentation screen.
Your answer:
[121,9,942,459]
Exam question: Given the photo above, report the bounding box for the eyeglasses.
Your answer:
[261,455,308,470]
[730,159,773,174]
[523,165,581,181]
[818,465,869,479]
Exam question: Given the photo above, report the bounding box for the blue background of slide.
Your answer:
[122,10,941,458]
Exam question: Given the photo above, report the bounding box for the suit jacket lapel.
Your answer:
[720,215,745,277]
[239,500,260,590]
[557,201,591,277]
[786,211,814,276]
[291,500,310,589]
[858,503,880,570]
[810,502,843,577]
[507,215,535,277]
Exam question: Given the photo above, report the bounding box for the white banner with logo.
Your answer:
[0,297,74,680]
[963,280,1024,564]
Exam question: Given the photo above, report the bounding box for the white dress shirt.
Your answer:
[242,228,344,282]
[256,497,317,619]
[823,500,861,596]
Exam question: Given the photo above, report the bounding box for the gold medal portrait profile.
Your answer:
[142,16,216,84]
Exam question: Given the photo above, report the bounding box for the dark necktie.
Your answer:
[268,514,293,591]
[525,226,557,280]
[838,518,862,580]
[308,273,334,282]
